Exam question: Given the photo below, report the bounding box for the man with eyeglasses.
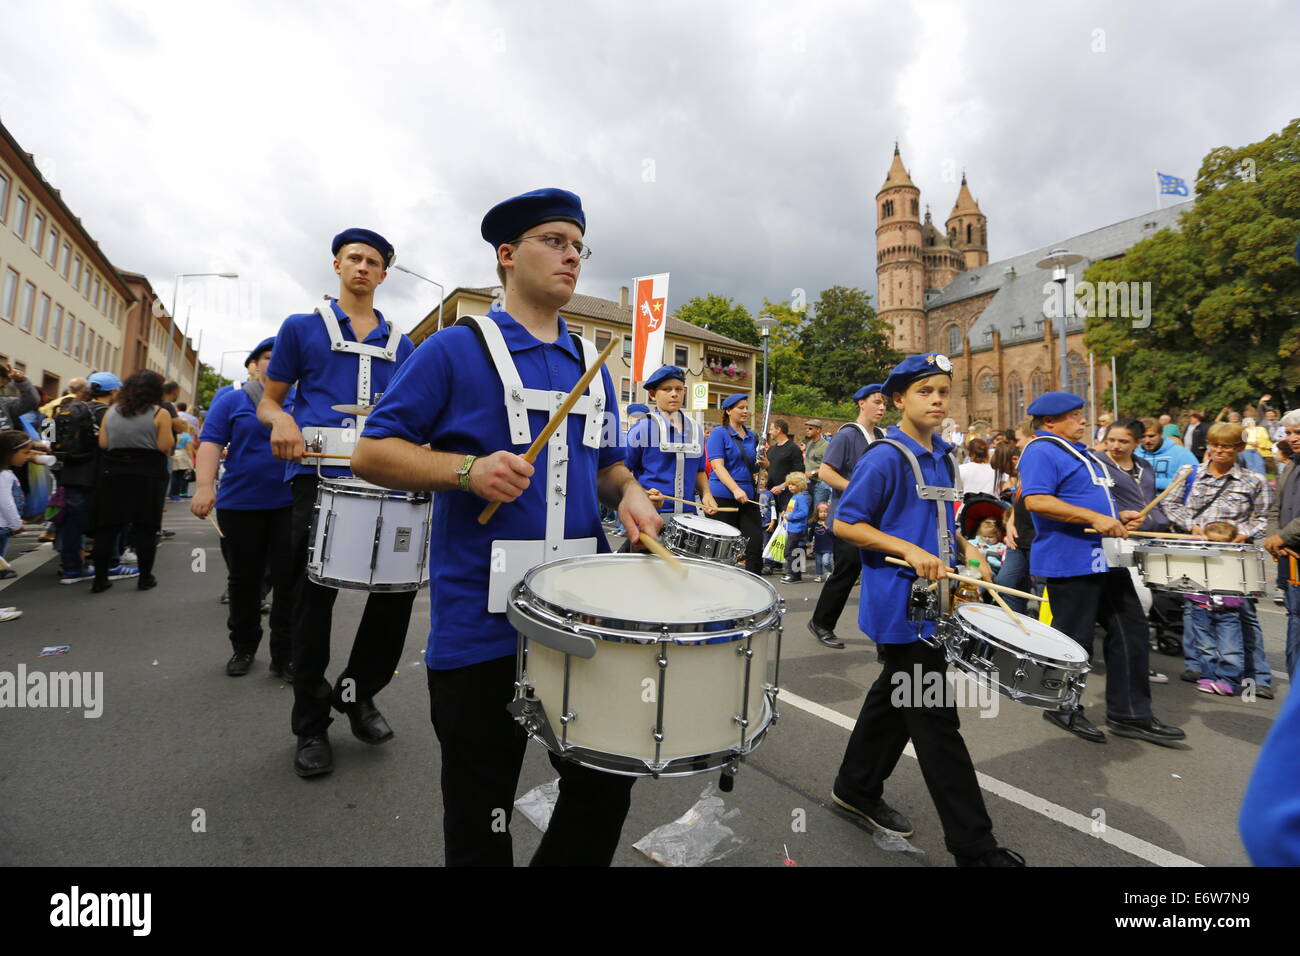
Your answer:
[1262,412,1300,680]
[352,188,660,866]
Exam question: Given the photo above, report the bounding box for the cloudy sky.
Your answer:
[2,0,1296,381]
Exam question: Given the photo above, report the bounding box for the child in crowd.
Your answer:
[811,501,834,582]
[973,516,1006,574]
[781,471,811,583]
[758,474,779,575]
[1185,521,1250,695]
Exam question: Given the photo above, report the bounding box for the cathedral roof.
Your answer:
[924,201,1193,350]
[921,208,950,247]
[879,144,916,191]
[947,174,982,219]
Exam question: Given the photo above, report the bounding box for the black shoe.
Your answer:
[807,620,845,649]
[294,733,333,777]
[0,569,16,580]
[781,573,802,584]
[90,579,112,594]
[1105,715,1186,746]
[1255,685,1275,700]
[225,651,254,677]
[1043,708,1106,743]
[830,791,914,837]
[269,660,295,682]
[1180,668,1201,683]
[158,529,176,539]
[137,574,158,590]
[334,697,394,745]
[956,846,1026,867]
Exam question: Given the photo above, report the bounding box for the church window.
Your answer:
[1029,370,1046,403]
[1067,353,1088,396]
[882,200,894,218]
[947,324,961,354]
[1007,375,1025,424]
[911,199,918,216]
[966,224,972,244]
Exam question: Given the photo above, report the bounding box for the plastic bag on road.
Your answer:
[633,784,744,866]
[515,778,560,832]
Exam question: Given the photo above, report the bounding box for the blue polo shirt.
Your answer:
[265,300,415,479]
[360,307,622,670]
[1018,431,1115,578]
[705,424,758,500]
[836,426,955,644]
[200,385,295,511]
[1240,679,1300,865]
[625,413,705,513]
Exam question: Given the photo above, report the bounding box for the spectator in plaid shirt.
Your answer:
[1164,422,1276,697]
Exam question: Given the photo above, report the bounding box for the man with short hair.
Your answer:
[804,420,830,509]
[1262,409,1300,680]
[40,377,89,417]
[766,418,804,517]
[1135,417,1199,491]
[1159,413,1181,443]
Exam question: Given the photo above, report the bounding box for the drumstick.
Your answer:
[654,493,738,512]
[302,451,353,461]
[884,556,1043,604]
[636,531,688,578]
[478,338,620,525]
[1085,528,1201,539]
[206,514,224,538]
[1133,464,1193,521]
[986,584,1030,636]
[1289,555,1299,587]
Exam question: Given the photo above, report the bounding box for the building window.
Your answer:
[18,281,35,332]
[75,321,86,361]
[30,211,45,253]
[947,324,961,354]
[72,255,82,290]
[45,227,59,266]
[65,313,75,354]
[594,328,611,352]
[1,268,17,322]
[882,200,895,218]
[619,376,631,404]
[622,334,632,360]
[60,242,70,278]
[93,277,102,310]
[0,170,9,223]
[674,345,688,367]
[36,293,51,340]
[911,199,919,216]
[51,304,63,346]
[1067,353,1088,396]
[567,323,583,336]
[12,193,29,240]
[966,224,972,244]
[1029,369,1046,403]
[1007,374,1025,425]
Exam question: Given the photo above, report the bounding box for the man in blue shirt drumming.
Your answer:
[259,228,418,778]
[1018,392,1185,746]
[832,353,1020,866]
[193,336,295,679]
[353,188,661,866]
[625,364,716,517]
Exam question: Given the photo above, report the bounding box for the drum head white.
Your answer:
[673,513,741,537]
[526,554,772,623]
[956,603,1088,663]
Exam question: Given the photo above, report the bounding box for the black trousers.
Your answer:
[812,532,862,632]
[427,655,635,867]
[217,506,293,663]
[835,640,997,859]
[712,496,763,573]
[1043,570,1152,721]
[288,475,416,737]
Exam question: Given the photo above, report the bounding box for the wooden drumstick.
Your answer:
[302,451,353,461]
[1289,555,1299,587]
[986,584,1030,636]
[206,513,224,538]
[1085,528,1201,539]
[636,530,688,578]
[1133,464,1193,521]
[884,556,1043,603]
[478,338,620,526]
[653,492,738,512]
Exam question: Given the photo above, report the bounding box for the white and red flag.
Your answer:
[631,273,670,385]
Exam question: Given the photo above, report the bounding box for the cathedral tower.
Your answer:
[945,173,988,270]
[875,145,926,353]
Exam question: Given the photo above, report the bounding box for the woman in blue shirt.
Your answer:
[191,338,295,680]
[706,393,766,573]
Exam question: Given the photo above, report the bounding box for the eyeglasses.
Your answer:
[1207,443,1242,450]
[515,233,592,259]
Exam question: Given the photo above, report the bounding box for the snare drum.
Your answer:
[506,553,782,777]
[941,603,1090,709]
[1133,540,1270,597]
[660,512,745,564]
[307,478,433,591]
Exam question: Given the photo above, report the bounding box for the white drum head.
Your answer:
[673,513,740,537]
[526,554,772,624]
[956,603,1088,663]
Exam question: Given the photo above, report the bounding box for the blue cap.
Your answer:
[481,188,585,247]
[87,371,123,392]
[853,383,883,401]
[1026,391,1085,417]
[720,393,748,411]
[332,228,395,268]
[626,403,650,417]
[644,365,685,391]
[882,353,953,398]
[246,336,275,366]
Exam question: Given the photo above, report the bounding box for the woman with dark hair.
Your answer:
[706,394,768,574]
[91,370,174,593]
[0,429,39,617]
[990,442,1019,503]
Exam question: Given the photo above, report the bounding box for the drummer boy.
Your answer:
[830,352,1022,867]
[624,364,717,516]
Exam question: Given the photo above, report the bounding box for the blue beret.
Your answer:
[1026,391,1085,417]
[854,383,883,401]
[626,403,650,417]
[720,393,748,411]
[482,188,585,247]
[246,336,275,366]
[882,353,953,398]
[332,228,395,267]
[644,365,685,390]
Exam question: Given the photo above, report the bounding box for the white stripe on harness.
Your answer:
[649,408,702,512]
[316,301,403,407]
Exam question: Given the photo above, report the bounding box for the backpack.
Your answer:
[48,400,99,464]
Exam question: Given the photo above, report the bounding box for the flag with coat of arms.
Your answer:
[631,273,670,384]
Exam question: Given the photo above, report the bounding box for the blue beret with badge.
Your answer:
[853,383,883,401]
[626,403,650,417]
[882,353,953,398]
[644,365,686,391]
[720,393,749,411]
[1026,391,1085,417]
[246,336,275,366]
[481,188,586,248]
[332,228,395,268]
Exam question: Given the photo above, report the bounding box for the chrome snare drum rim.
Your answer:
[661,514,746,564]
[1133,540,1270,597]
[943,604,1090,709]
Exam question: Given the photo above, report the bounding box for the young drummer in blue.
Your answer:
[1018,391,1185,747]
[259,228,418,779]
[706,393,766,573]
[624,364,717,516]
[831,353,1022,866]
[353,188,661,867]
[192,337,295,679]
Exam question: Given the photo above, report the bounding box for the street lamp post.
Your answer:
[392,264,445,334]
[164,272,239,381]
[1034,248,1083,392]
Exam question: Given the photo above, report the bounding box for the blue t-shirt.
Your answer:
[822,423,880,524]
[360,307,623,670]
[200,386,295,511]
[835,426,956,644]
[1240,678,1300,865]
[265,300,415,479]
[624,412,705,513]
[1018,431,1115,578]
[705,424,758,500]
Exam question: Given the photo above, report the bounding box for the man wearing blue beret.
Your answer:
[625,365,716,517]
[352,188,661,866]
[259,228,417,778]
[1017,391,1185,745]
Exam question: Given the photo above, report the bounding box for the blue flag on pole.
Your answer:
[1157,172,1189,196]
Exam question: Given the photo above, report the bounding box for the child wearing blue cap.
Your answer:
[624,365,716,518]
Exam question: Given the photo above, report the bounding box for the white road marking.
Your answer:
[777,688,1203,868]
[0,544,59,592]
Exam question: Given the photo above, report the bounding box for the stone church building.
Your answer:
[875,145,1192,431]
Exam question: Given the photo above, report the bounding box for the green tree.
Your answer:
[1083,117,1300,415]
[800,286,901,403]
[673,294,760,346]
[770,382,857,420]
[196,363,233,411]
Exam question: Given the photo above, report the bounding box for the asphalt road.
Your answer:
[0,511,1289,867]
